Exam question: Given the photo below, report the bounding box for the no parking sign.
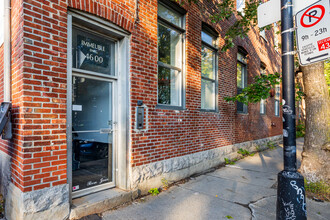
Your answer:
[296,0,330,65]
[300,4,325,27]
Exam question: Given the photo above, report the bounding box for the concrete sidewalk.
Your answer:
[99,138,330,220]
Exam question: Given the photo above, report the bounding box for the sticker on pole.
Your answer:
[296,0,330,65]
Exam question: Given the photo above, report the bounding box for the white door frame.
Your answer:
[66,11,130,201]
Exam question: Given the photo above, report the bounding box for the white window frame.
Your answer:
[157,2,186,110]
[201,28,218,111]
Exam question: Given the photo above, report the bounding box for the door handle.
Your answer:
[100,128,113,133]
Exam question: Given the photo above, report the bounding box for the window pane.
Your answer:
[202,31,214,46]
[237,101,244,112]
[275,84,281,99]
[237,52,247,64]
[72,28,115,75]
[237,63,243,89]
[158,23,182,68]
[201,79,215,110]
[158,66,181,105]
[158,4,182,27]
[72,77,111,132]
[72,77,113,190]
[275,100,280,116]
[260,99,266,114]
[202,46,215,80]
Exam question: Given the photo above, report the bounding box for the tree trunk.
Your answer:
[300,61,330,183]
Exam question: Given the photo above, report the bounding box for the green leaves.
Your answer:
[224,72,281,105]
[259,24,272,33]
[296,120,305,138]
[237,148,254,156]
[224,157,236,165]
[296,82,305,101]
[173,0,267,51]
[0,194,4,218]
[172,0,267,51]
[210,0,235,22]
[266,141,277,150]
[324,59,330,95]
[148,188,160,196]
[304,179,330,202]
[209,0,261,51]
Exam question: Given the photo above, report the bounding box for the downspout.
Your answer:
[1,0,12,140]
[4,0,11,102]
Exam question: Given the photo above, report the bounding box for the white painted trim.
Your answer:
[116,35,130,190]
[66,14,73,202]
[67,11,131,200]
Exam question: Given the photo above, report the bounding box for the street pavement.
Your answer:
[95,138,330,220]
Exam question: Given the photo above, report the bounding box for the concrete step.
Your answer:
[69,188,139,220]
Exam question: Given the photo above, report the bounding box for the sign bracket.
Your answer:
[282,51,297,56]
[281,3,294,9]
[281,27,296,34]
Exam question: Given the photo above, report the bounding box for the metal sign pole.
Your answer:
[276,0,307,219]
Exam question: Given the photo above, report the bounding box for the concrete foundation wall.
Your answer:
[2,136,281,220]
[0,151,11,198]
[132,135,282,194]
[5,183,70,220]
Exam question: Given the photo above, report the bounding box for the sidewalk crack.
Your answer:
[248,195,277,220]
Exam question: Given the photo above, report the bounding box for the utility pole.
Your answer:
[276,0,307,219]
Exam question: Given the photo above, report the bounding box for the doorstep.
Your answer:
[69,188,139,219]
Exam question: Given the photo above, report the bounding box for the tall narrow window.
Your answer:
[275,83,280,116]
[237,50,248,113]
[260,64,266,115]
[157,3,185,107]
[201,28,218,110]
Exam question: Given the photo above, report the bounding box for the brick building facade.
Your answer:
[0,0,282,219]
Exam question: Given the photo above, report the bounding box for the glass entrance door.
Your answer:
[72,76,113,193]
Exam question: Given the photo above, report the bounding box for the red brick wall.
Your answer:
[0,0,282,193]
[8,0,68,192]
[6,0,137,193]
[67,0,135,32]
[0,0,25,192]
[233,27,282,143]
[130,1,282,167]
